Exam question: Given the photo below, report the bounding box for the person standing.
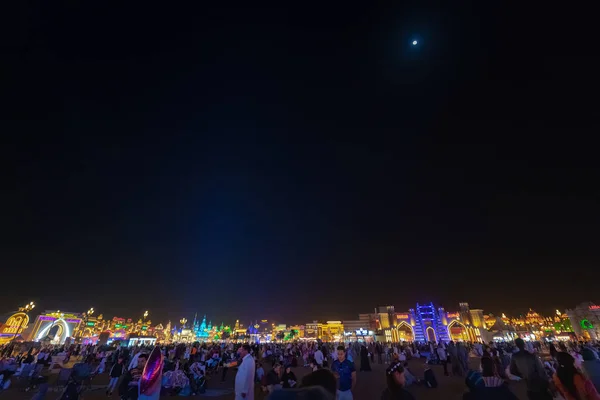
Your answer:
[332,345,356,400]
[359,345,371,372]
[437,345,449,376]
[509,338,551,400]
[106,356,125,396]
[314,347,324,369]
[234,344,255,400]
[552,352,600,400]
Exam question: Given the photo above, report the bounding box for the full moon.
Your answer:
[412,40,418,45]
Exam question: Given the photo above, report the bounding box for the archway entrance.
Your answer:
[448,321,469,342]
[426,326,436,342]
[48,325,65,344]
[36,319,71,343]
[396,322,414,342]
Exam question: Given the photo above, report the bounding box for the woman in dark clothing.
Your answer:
[281,366,297,388]
[266,363,282,394]
[360,345,372,372]
[381,362,416,400]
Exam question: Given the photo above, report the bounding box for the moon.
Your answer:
[412,40,418,46]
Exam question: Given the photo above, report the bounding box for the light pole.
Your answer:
[180,318,187,328]
[13,301,35,342]
[143,310,149,320]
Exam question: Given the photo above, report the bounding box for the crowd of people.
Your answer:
[1,338,600,399]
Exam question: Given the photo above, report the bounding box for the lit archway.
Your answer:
[447,320,469,342]
[426,326,436,342]
[1,312,29,335]
[48,325,65,344]
[36,318,71,343]
[396,322,414,342]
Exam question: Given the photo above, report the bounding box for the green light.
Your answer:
[115,324,122,328]
[86,322,95,326]
[581,319,594,329]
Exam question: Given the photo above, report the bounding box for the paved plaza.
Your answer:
[0,356,529,400]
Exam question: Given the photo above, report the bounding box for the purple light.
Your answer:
[38,316,57,321]
[65,319,81,323]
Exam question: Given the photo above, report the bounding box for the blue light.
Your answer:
[412,40,418,46]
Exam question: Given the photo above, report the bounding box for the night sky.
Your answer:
[3,2,599,325]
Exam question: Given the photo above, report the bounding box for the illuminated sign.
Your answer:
[447,313,460,319]
[65,319,81,324]
[141,326,148,330]
[38,316,57,321]
[589,305,600,310]
[115,324,122,328]
[86,322,95,326]
[581,319,594,329]
[356,328,368,335]
[396,314,410,320]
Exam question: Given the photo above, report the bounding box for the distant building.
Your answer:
[22,310,83,344]
[356,302,486,343]
[566,302,600,340]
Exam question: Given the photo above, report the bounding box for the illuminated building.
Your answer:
[374,306,397,342]
[389,302,484,343]
[488,318,518,342]
[194,315,211,339]
[322,321,344,341]
[0,311,31,344]
[234,320,247,338]
[525,309,545,325]
[566,302,600,340]
[288,325,305,338]
[358,313,378,331]
[483,314,498,329]
[343,319,371,340]
[23,310,83,344]
[308,322,323,339]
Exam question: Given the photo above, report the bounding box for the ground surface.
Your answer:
[1,356,529,400]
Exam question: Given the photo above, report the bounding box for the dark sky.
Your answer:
[3,2,599,325]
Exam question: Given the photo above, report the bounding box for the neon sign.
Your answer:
[396,314,410,320]
[38,316,57,321]
[581,319,594,329]
[447,313,459,318]
[589,305,600,310]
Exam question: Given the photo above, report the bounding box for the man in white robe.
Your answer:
[234,344,255,400]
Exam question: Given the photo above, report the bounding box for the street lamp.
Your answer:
[180,318,187,328]
[143,310,149,320]
[13,301,35,341]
